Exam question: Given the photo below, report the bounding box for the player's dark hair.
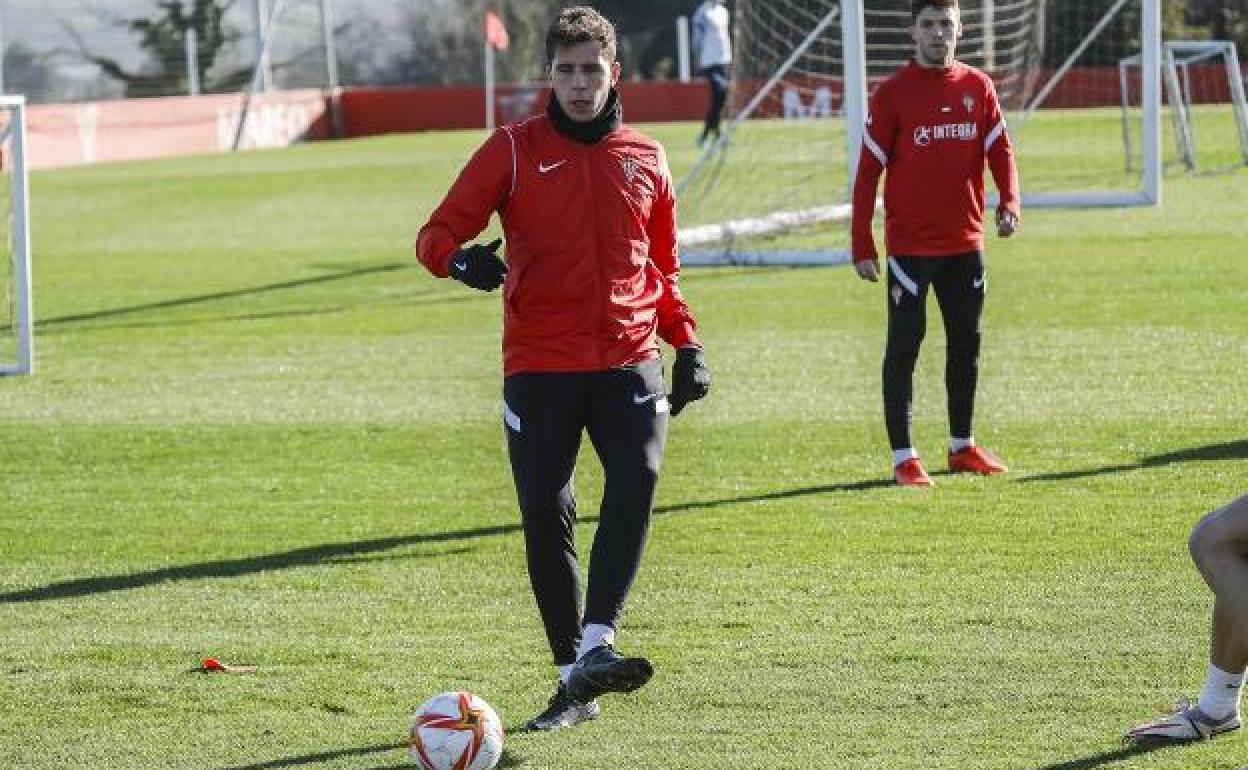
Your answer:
[545,6,617,65]
[912,0,959,20]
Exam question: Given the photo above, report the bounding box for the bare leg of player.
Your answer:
[1192,496,1248,646]
[1126,494,1248,743]
[1192,495,1248,723]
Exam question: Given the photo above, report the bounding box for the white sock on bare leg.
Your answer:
[1197,664,1245,720]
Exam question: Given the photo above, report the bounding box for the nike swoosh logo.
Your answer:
[633,392,660,405]
[538,160,567,173]
[973,276,985,289]
[452,259,468,272]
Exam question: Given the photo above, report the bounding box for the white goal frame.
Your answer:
[1122,40,1248,171]
[0,94,33,376]
[677,0,1163,265]
[1015,0,1162,207]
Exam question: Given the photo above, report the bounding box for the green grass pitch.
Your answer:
[1,111,1246,769]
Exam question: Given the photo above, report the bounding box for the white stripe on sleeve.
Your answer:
[863,132,888,166]
[983,120,1006,152]
[503,126,517,198]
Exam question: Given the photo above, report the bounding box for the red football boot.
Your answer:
[947,445,1008,475]
[893,457,934,487]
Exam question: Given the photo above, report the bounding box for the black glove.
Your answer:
[668,346,711,416]
[447,238,506,291]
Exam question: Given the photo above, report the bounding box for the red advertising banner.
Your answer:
[24,90,330,170]
[15,64,1243,169]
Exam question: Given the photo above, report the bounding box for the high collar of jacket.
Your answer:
[547,88,622,145]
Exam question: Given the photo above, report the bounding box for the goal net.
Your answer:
[0,96,33,376]
[677,0,1162,265]
[1128,40,1248,173]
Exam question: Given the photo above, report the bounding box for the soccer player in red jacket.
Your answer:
[850,0,1020,487]
[416,7,711,731]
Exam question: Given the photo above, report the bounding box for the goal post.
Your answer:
[0,94,32,376]
[1017,0,1161,207]
[842,0,869,186]
[676,0,1163,266]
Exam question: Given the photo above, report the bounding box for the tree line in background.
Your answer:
[386,0,1248,84]
[436,0,1248,84]
[391,0,698,86]
[2,0,1245,102]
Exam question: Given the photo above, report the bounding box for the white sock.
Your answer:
[576,624,615,661]
[558,664,574,684]
[892,448,917,467]
[1197,664,1245,720]
[950,436,975,453]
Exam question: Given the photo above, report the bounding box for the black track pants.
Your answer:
[503,359,668,665]
[700,65,729,137]
[882,251,985,451]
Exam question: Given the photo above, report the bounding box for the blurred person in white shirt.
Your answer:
[691,0,732,147]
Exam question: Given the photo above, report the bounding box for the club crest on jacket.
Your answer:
[621,157,639,184]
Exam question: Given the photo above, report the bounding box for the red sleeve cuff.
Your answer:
[415,228,458,278]
[666,322,700,350]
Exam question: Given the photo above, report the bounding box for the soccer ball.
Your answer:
[409,691,504,770]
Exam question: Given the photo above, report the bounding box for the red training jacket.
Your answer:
[851,60,1021,261]
[416,114,700,377]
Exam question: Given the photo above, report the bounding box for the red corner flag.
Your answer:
[484,11,510,51]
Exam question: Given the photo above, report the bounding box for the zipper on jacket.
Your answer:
[586,147,607,369]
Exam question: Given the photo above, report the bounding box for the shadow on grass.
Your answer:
[1023,741,1173,770]
[1,476,890,604]
[217,743,523,770]
[39,290,484,333]
[655,477,895,514]
[1018,438,1248,484]
[33,262,412,330]
[217,742,404,770]
[0,525,520,603]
